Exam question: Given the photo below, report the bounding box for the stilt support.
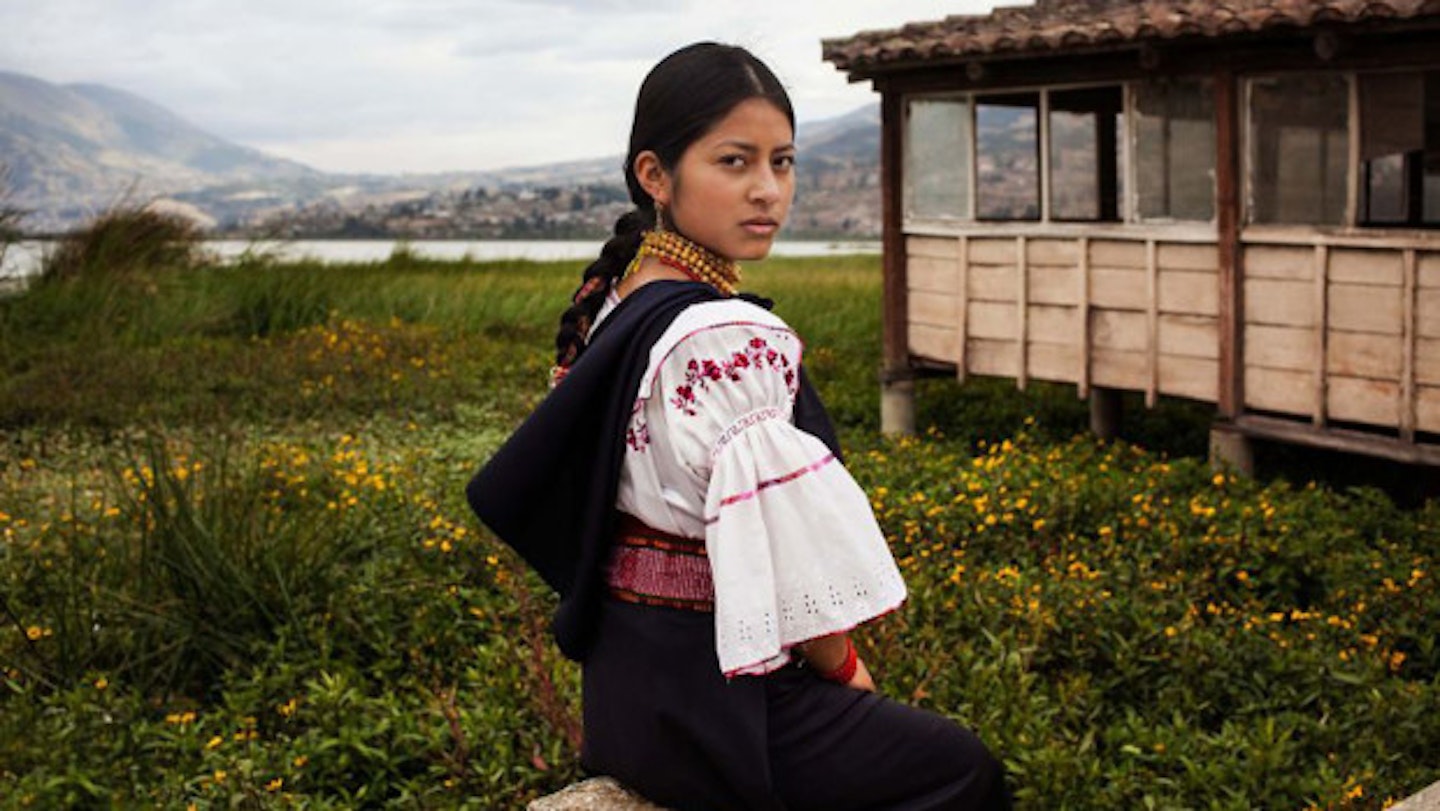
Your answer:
[881,371,916,436]
[1209,422,1255,476]
[1089,387,1122,442]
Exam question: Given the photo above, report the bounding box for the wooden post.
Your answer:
[1146,238,1159,408]
[879,90,915,435]
[1078,236,1091,399]
[1215,68,1245,421]
[1314,244,1329,427]
[1401,248,1418,443]
[956,235,969,383]
[1090,387,1122,441]
[1017,235,1029,391]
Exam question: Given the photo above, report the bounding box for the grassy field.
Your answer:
[0,220,1436,808]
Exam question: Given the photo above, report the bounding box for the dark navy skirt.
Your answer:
[580,599,1011,811]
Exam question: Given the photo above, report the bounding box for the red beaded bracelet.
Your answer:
[819,638,859,685]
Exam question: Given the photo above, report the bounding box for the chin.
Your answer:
[732,235,781,262]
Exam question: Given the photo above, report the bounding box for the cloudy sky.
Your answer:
[1,0,1006,175]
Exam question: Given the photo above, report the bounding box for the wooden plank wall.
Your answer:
[1243,243,1440,435]
[905,234,1220,405]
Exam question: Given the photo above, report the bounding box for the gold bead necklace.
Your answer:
[624,229,741,297]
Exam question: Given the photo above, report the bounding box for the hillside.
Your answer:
[0,71,319,229]
[0,70,880,238]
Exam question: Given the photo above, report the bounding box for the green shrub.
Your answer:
[41,206,201,283]
[1,251,1436,808]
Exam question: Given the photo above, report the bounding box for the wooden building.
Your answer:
[823,0,1440,470]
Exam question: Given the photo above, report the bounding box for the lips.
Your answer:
[742,217,779,235]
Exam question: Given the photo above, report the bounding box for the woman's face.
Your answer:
[662,97,795,262]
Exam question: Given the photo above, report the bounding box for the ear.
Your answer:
[632,150,671,206]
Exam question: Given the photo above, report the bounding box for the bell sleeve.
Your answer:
[645,313,907,677]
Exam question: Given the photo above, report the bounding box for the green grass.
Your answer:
[0,233,1436,809]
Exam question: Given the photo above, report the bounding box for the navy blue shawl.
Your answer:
[466,280,841,661]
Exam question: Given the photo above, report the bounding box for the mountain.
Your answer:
[0,71,319,230]
[0,69,880,238]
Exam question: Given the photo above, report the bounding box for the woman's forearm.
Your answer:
[797,633,851,673]
[797,633,876,691]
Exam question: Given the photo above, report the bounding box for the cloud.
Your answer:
[0,0,1005,173]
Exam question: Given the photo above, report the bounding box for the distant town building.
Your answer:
[825,0,1440,470]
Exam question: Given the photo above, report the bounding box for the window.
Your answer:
[975,93,1040,220]
[1247,74,1350,225]
[1048,86,1124,221]
[904,97,970,220]
[1133,78,1215,221]
[1359,71,1440,227]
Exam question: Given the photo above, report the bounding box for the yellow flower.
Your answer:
[293,755,309,768]
[213,769,227,784]
[94,677,108,690]
[206,736,224,750]
[266,778,284,792]
[24,626,46,641]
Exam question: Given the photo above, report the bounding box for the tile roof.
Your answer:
[823,0,1440,75]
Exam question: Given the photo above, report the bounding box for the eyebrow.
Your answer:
[713,139,796,153]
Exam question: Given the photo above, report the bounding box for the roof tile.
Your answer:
[823,0,1440,74]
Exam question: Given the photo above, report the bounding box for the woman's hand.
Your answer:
[798,633,876,692]
[847,657,876,693]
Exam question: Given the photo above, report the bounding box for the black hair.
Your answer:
[552,42,795,374]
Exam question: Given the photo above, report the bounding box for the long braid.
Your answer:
[552,208,654,384]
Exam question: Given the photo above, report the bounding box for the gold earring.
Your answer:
[654,200,667,233]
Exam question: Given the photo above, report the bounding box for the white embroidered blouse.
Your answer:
[594,290,907,677]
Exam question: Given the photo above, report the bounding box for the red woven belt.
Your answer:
[604,513,714,612]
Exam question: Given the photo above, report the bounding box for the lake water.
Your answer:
[0,238,880,282]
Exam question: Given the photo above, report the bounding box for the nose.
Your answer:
[750,166,782,204]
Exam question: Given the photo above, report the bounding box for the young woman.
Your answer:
[468,43,1010,811]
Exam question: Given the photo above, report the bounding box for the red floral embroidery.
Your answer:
[670,336,796,416]
[626,420,651,452]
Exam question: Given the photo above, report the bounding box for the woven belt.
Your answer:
[604,513,714,612]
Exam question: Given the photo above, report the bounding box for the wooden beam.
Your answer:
[1235,414,1440,467]
[881,91,909,377]
[956,235,969,382]
[1215,67,1244,419]
[1402,248,1418,442]
[1314,244,1329,427]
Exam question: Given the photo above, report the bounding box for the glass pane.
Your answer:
[1134,78,1215,221]
[976,93,1039,220]
[1248,74,1350,225]
[1360,72,1423,224]
[1049,86,1123,221]
[905,97,970,220]
[1427,167,1440,224]
[1429,74,1440,224]
[1366,154,1408,223]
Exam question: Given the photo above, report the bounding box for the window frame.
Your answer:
[901,80,1206,231]
[901,92,975,223]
